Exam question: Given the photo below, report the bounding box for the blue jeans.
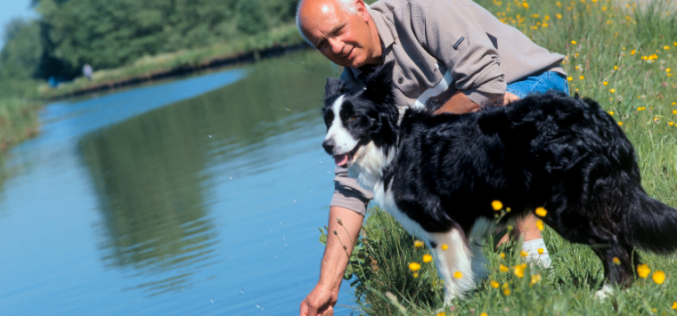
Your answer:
[506,71,569,98]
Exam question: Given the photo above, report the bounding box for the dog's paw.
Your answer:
[594,284,614,300]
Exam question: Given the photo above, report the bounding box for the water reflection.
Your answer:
[77,50,339,297]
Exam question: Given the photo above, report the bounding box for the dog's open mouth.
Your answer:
[333,144,361,167]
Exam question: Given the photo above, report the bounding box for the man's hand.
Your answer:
[300,284,339,316]
[494,91,520,106]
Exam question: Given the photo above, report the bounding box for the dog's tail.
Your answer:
[623,184,677,254]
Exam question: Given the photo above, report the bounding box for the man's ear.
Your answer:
[354,0,370,22]
[324,77,349,101]
[363,61,395,105]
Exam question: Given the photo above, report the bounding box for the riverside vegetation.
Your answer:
[318,0,677,315]
[0,0,301,152]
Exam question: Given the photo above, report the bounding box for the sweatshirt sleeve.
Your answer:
[330,165,372,216]
[412,0,507,105]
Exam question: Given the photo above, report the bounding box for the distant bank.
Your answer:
[43,25,310,100]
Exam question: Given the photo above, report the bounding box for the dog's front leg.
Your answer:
[428,228,477,305]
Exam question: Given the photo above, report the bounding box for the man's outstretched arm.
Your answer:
[300,206,364,316]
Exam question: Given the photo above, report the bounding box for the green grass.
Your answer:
[0,78,41,152]
[338,207,677,315]
[326,0,677,314]
[40,23,305,99]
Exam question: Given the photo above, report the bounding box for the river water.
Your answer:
[0,51,359,315]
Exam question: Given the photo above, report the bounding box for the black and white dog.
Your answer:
[321,62,677,301]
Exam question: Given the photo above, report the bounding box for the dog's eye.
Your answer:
[347,117,358,122]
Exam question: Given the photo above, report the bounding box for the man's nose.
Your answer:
[322,138,335,155]
[329,38,344,55]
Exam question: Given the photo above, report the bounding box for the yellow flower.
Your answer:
[608,111,614,115]
[618,122,623,126]
[673,110,677,115]
[665,46,671,50]
[609,88,616,93]
[423,254,433,263]
[530,274,542,285]
[536,220,544,231]
[538,248,544,254]
[441,244,449,250]
[454,271,463,279]
[409,262,421,272]
[653,270,666,284]
[492,200,503,211]
[535,207,547,217]
[413,272,419,278]
[579,75,585,80]
[414,240,424,248]
[503,288,511,295]
[673,102,677,106]
[667,68,672,73]
[613,257,621,265]
[575,65,580,70]
[480,313,488,316]
[437,312,445,316]
[506,207,511,212]
[603,81,608,86]
[672,302,677,309]
[520,250,529,257]
[614,65,618,70]
[499,252,506,259]
[567,76,573,81]
[490,280,500,288]
[514,264,525,278]
[637,263,651,278]
[556,13,562,19]
[669,121,674,126]
[571,40,577,45]
[631,49,636,55]
[499,264,510,272]
[522,2,529,9]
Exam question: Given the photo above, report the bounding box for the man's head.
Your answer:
[296,0,381,68]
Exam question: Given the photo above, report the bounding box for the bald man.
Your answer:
[297,0,567,314]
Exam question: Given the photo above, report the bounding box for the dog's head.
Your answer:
[321,62,399,169]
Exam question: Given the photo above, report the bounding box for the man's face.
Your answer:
[299,0,377,68]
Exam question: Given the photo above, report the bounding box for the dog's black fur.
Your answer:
[322,62,677,286]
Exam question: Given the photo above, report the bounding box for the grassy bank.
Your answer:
[0,78,42,153]
[329,0,677,314]
[40,23,305,99]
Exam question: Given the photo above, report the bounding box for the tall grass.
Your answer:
[0,78,41,152]
[329,0,677,314]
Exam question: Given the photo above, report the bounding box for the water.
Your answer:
[0,51,359,315]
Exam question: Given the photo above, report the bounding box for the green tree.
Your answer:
[0,18,42,80]
[235,0,269,36]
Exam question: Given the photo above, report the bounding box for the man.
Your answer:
[296,0,567,314]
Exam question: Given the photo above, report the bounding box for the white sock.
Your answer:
[521,238,552,268]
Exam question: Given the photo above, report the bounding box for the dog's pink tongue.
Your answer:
[334,154,348,166]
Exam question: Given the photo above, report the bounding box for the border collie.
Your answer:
[321,62,677,302]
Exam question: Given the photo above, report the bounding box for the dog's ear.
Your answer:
[324,77,349,101]
[363,61,395,105]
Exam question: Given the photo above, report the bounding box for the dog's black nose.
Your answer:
[322,139,335,155]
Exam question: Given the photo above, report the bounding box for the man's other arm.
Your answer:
[433,90,521,114]
[300,206,364,316]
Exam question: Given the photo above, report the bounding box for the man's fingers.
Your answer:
[318,305,334,316]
